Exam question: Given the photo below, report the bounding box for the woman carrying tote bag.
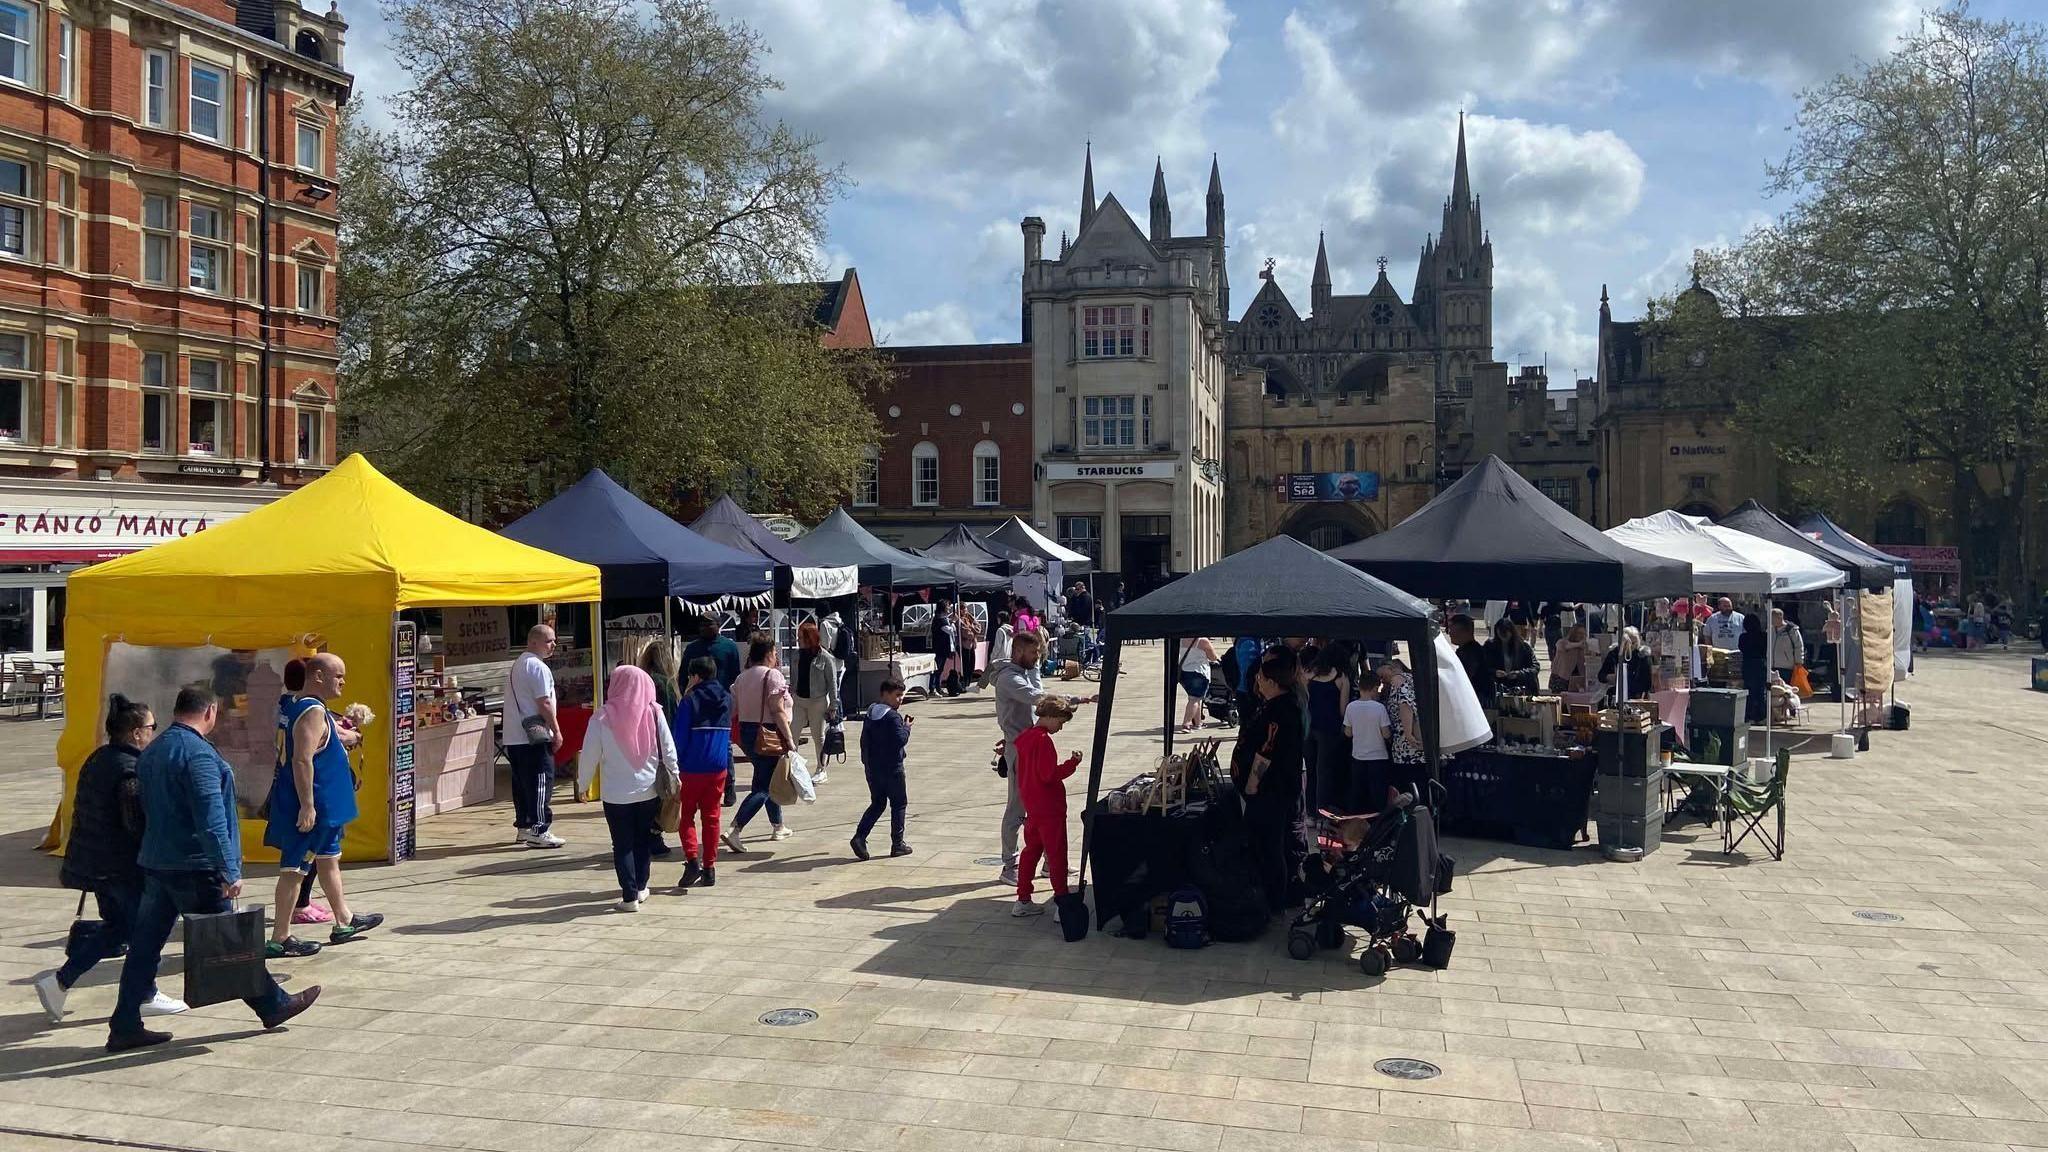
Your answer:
[724,634,798,853]
[577,665,678,912]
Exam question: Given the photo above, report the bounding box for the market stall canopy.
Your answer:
[1327,455,1692,603]
[985,516,1093,573]
[1718,500,1891,590]
[71,454,603,615]
[688,495,857,599]
[921,523,1044,576]
[795,507,960,588]
[1796,514,1912,578]
[499,471,771,600]
[912,552,1014,592]
[1107,535,1433,641]
[1608,511,1842,595]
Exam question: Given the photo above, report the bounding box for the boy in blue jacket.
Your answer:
[673,657,733,889]
[851,677,913,860]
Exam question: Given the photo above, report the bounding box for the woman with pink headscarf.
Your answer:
[577,665,678,911]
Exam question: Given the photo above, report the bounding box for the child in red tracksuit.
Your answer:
[1013,696,1080,917]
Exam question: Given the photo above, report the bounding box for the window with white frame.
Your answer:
[54,169,75,269]
[189,63,226,142]
[143,49,170,128]
[188,204,225,292]
[296,121,322,172]
[1080,303,1149,359]
[296,407,321,464]
[296,263,322,312]
[140,351,168,452]
[973,440,1000,506]
[911,441,939,507]
[142,194,172,284]
[854,445,878,507]
[51,336,72,446]
[0,2,30,86]
[187,358,224,455]
[55,18,72,100]
[0,332,26,442]
[1081,394,1150,450]
[241,79,254,150]
[0,158,32,257]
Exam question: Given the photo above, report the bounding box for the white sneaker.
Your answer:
[772,825,794,841]
[33,971,66,1023]
[812,771,829,784]
[616,898,640,912]
[526,831,565,849]
[722,829,745,854]
[1011,899,1045,918]
[140,991,190,1017]
[636,889,650,904]
[998,863,1019,887]
[514,829,534,845]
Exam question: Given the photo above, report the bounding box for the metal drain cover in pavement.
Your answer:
[1853,910,1904,923]
[1375,1058,1442,1081]
[758,1008,818,1027]
[974,856,1006,867]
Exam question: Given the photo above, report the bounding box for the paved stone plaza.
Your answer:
[2,647,2046,1152]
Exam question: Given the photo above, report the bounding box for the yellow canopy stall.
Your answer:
[45,454,602,863]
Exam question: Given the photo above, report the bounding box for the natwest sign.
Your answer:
[0,503,250,563]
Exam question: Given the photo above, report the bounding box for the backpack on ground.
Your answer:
[1163,886,1209,949]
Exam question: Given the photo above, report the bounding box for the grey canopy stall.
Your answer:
[921,523,1044,577]
[1080,536,1442,883]
[793,507,962,589]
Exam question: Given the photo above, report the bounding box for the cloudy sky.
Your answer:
[342,0,2025,381]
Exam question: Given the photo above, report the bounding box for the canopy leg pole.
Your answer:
[1763,595,1773,761]
[1163,636,1178,758]
[1838,590,1848,736]
[1078,638,1122,916]
[590,600,605,705]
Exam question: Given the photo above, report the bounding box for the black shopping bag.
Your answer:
[182,906,272,1008]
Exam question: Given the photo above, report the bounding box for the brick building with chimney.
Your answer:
[0,0,352,658]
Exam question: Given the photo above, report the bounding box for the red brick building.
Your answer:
[858,342,1033,548]
[0,0,352,656]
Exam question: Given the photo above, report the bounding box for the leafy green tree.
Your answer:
[1657,7,2048,588]
[338,0,881,518]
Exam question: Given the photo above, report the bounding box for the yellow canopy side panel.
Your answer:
[49,610,395,864]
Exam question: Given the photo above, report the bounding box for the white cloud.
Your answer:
[876,303,979,347]
[1494,261,1592,376]
[720,0,1233,206]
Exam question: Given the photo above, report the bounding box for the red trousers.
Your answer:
[677,772,726,867]
[1017,808,1068,902]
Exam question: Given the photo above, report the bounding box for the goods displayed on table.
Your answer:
[1100,741,1228,816]
[1492,694,1559,749]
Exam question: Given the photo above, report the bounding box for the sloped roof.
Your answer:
[796,507,961,588]
[1718,500,1892,590]
[689,495,811,567]
[1108,535,1431,642]
[500,471,771,598]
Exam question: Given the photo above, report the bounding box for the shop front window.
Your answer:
[1057,515,1101,565]
[0,587,28,652]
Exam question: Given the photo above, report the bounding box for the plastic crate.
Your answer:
[1684,724,1737,767]
[1440,751,1596,850]
[1689,688,1743,728]
[1596,769,1666,820]
[1596,813,1660,855]
[1596,727,1663,777]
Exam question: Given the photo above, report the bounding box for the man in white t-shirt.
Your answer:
[1341,683,1392,815]
[1704,597,1745,650]
[503,625,564,848]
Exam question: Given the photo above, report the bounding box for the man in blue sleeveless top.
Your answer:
[265,653,382,958]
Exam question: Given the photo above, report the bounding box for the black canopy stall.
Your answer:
[921,523,1044,577]
[1081,536,1443,908]
[793,507,961,589]
[1719,501,1892,591]
[1328,456,1692,602]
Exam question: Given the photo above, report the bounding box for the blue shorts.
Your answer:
[270,821,345,873]
[1180,671,1210,699]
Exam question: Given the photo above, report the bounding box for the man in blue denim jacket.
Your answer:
[106,686,321,1052]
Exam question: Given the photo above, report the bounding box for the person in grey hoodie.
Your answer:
[851,678,913,859]
[990,632,1094,886]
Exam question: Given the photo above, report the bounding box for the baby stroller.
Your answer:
[1202,665,1239,727]
[1286,787,1454,975]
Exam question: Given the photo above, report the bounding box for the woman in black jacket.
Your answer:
[1487,620,1541,697]
[1738,612,1769,722]
[35,695,188,1023]
[1599,626,1655,701]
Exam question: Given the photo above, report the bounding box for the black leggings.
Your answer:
[601,798,660,900]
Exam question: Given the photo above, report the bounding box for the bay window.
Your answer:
[1081,394,1151,450]
[189,204,224,292]
[141,351,168,452]
[187,357,223,455]
[143,49,169,128]
[1081,303,1149,359]
[0,332,26,442]
[0,2,29,86]
[0,157,31,257]
[189,64,225,142]
[142,194,173,284]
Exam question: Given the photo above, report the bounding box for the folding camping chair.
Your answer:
[1726,747,1789,860]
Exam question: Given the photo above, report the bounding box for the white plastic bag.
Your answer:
[786,749,817,803]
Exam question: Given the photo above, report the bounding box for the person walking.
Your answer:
[36,696,188,1023]
[934,598,963,697]
[1769,608,1805,688]
[682,614,742,688]
[1012,696,1081,917]
[982,612,1013,691]
[504,625,565,849]
[1177,635,1220,731]
[851,677,914,860]
[724,634,797,852]
[672,657,731,889]
[790,621,840,784]
[578,665,678,912]
[637,639,680,856]
[1739,612,1769,723]
[106,688,320,1052]
[265,653,383,958]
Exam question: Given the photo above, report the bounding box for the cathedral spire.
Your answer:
[1451,111,1472,209]
[1079,142,1096,234]
[1311,231,1332,317]
[1205,152,1224,239]
[1149,157,1171,242]
[1599,283,1610,324]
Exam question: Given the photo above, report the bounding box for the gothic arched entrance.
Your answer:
[1279,503,1380,551]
